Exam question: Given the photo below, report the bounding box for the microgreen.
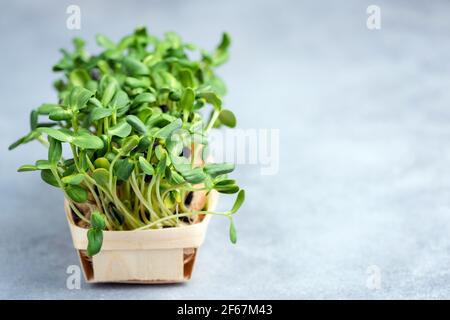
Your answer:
[10,26,245,255]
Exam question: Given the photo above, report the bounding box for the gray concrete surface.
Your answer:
[2,0,450,299]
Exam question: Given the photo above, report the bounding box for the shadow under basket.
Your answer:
[65,191,218,284]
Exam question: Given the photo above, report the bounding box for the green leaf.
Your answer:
[108,121,131,138]
[193,99,205,110]
[156,153,167,174]
[36,127,72,142]
[41,169,59,187]
[101,81,117,106]
[120,135,140,154]
[61,173,85,185]
[217,32,231,52]
[48,137,62,165]
[30,110,38,131]
[197,91,222,111]
[154,119,182,139]
[180,88,195,112]
[68,86,94,110]
[110,90,130,110]
[70,69,91,87]
[179,69,195,88]
[104,49,121,60]
[63,158,75,168]
[159,70,180,89]
[125,77,150,88]
[230,189,245,214]
[37,103,60,115]
[171,154,191,171]
[49,108,72,121]
[96,34,116,49]
[123,56,149,76]
[146,113,176,128]
[87,228,103,257]
[132,92,156,105]
[72,133,104,149]
[204,163,235,177]
[155,145,171,165]
[78,149,91,171]
[8,131,40,150]
[105,151,117,163]
[215,184,239,194]
[94,157,110,170]
[166,138,184,157]
[135,136,151,153]
[114,158,134,181]
[66,185,88,203]
[35,160,52,170]
[92,168,109,187]
[212,32,231,66]
[138,156,154,176]
[169,169,185,185]
[91,108,113,121]
[169,90,181,101]
[17,164,38,172]
[215,179,236,186]
[219,109,236,128]
[180,167,206,184]
[229,218,237,244]
[91,211,106,230]
[126,115,147,134]
[88,97,103,109]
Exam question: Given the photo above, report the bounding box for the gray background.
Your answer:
[1,0,450,299]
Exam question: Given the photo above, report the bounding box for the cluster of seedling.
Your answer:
[10,27,245,256]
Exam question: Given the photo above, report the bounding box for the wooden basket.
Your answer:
[65,191,218,283]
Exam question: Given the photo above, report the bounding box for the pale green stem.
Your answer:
[68,200,90,224]
[205,110,219,133]
[84,172,141,229]
[130,172,159,222]
[136,210,230,231]
[110,176,143,229]
[162,185,208,200]
[155,175,177,226]
[83,181,113,230]
[97,189,115,230]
